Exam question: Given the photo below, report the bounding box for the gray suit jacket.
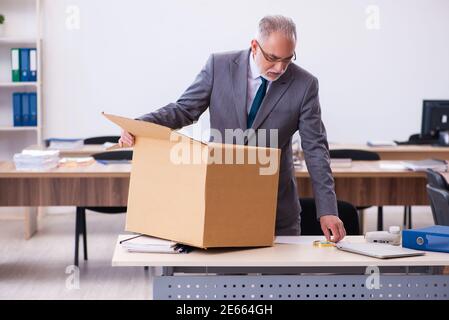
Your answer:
[138,49,338,235]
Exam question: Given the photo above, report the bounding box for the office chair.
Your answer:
[300,198,360,235]
[395,133,438,146]
[329,149,385,231]
[83,136,120,145]
[426,184,449,226]
[426,169,449,224]
[426,169,449,190]
[74,149,132,266]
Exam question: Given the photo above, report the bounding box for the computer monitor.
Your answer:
[421,100,449,137]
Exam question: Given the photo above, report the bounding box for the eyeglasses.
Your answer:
[255,40,296,64]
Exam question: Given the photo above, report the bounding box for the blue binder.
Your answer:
[13,93,22,126]
[29,49,37,82]
[20,48,30,82]
[29,92,37,126]
[402,225,449,253]
[21,93,30,126]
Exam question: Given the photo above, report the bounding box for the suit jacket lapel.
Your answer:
[250,67,294,130]
[230,49,250,130]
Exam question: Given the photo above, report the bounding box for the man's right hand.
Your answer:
[119,130,135,147]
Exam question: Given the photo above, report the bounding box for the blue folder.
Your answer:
[20,48,30,82]
[13,93,22,126]
[21,93,30,126]
[29,92,37,126]
[29,49,37,82]
[402,225,449,253]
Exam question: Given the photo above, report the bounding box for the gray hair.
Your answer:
[257,15,297,44]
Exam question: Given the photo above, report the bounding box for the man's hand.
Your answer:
[118,130,135,147]
[319,215,346,242]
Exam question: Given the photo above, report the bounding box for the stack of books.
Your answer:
[13,150,60,171]
[402,159,448,172]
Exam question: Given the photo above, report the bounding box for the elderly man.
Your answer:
[120,15,346,241]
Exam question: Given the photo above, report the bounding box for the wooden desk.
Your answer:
[0,161,130,238]
[112,235,449,300]
[295,161,428,206]
[28,143,449,160]
[113,235,448,267]
[0,161,130,206]
[0,160,428,238]
[299,143,449,160]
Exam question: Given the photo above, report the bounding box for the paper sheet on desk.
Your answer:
[379,163,407,170]
[275,236,326,245]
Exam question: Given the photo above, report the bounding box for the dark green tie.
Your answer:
[247,77,268,128]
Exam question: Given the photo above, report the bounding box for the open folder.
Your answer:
[119,235,193,254]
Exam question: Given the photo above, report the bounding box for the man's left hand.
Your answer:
[319,215,346,242]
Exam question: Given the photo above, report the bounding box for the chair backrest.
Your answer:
[92,150,133,161]
[299,198,360,235]
[426,169,449,190]
[329,149,380,161]
[426,184,449,226]
[84,136,120,145]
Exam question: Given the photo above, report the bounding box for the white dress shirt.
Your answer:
[246,53,272,114]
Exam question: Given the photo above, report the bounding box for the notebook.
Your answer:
[120,235,193,253]
[336,242,425,259]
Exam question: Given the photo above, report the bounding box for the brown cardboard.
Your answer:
[103,113,280,248]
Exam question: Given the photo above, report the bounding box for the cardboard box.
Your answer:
[103,113,280,248]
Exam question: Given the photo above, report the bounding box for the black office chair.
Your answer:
[329,149,380,161]
[83,136,120,145]
[426,169,449,224]
[426,184,449,226]
[329,149,384,231]
[74,149,132,266]
[426,169,449,190]
[395,133,438,146]
[300,198,359,235]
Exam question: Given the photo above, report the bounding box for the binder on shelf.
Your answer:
[29,92,37,126]
[11,48,21,82]
[29,49,37,82]
[13,93,22,126]
[19,48,30,82]
[21,92,30,126]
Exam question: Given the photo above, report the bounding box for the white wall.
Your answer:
[40,0,449,144]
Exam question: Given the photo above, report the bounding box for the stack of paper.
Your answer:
[367,140,397,147]
[330,158,352,168]
[13,150,60,171]
[402,159,447,172]
[296,158,352,169]
[59,157,95,167]
[120,235,192,254]
[47,138,84,150]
